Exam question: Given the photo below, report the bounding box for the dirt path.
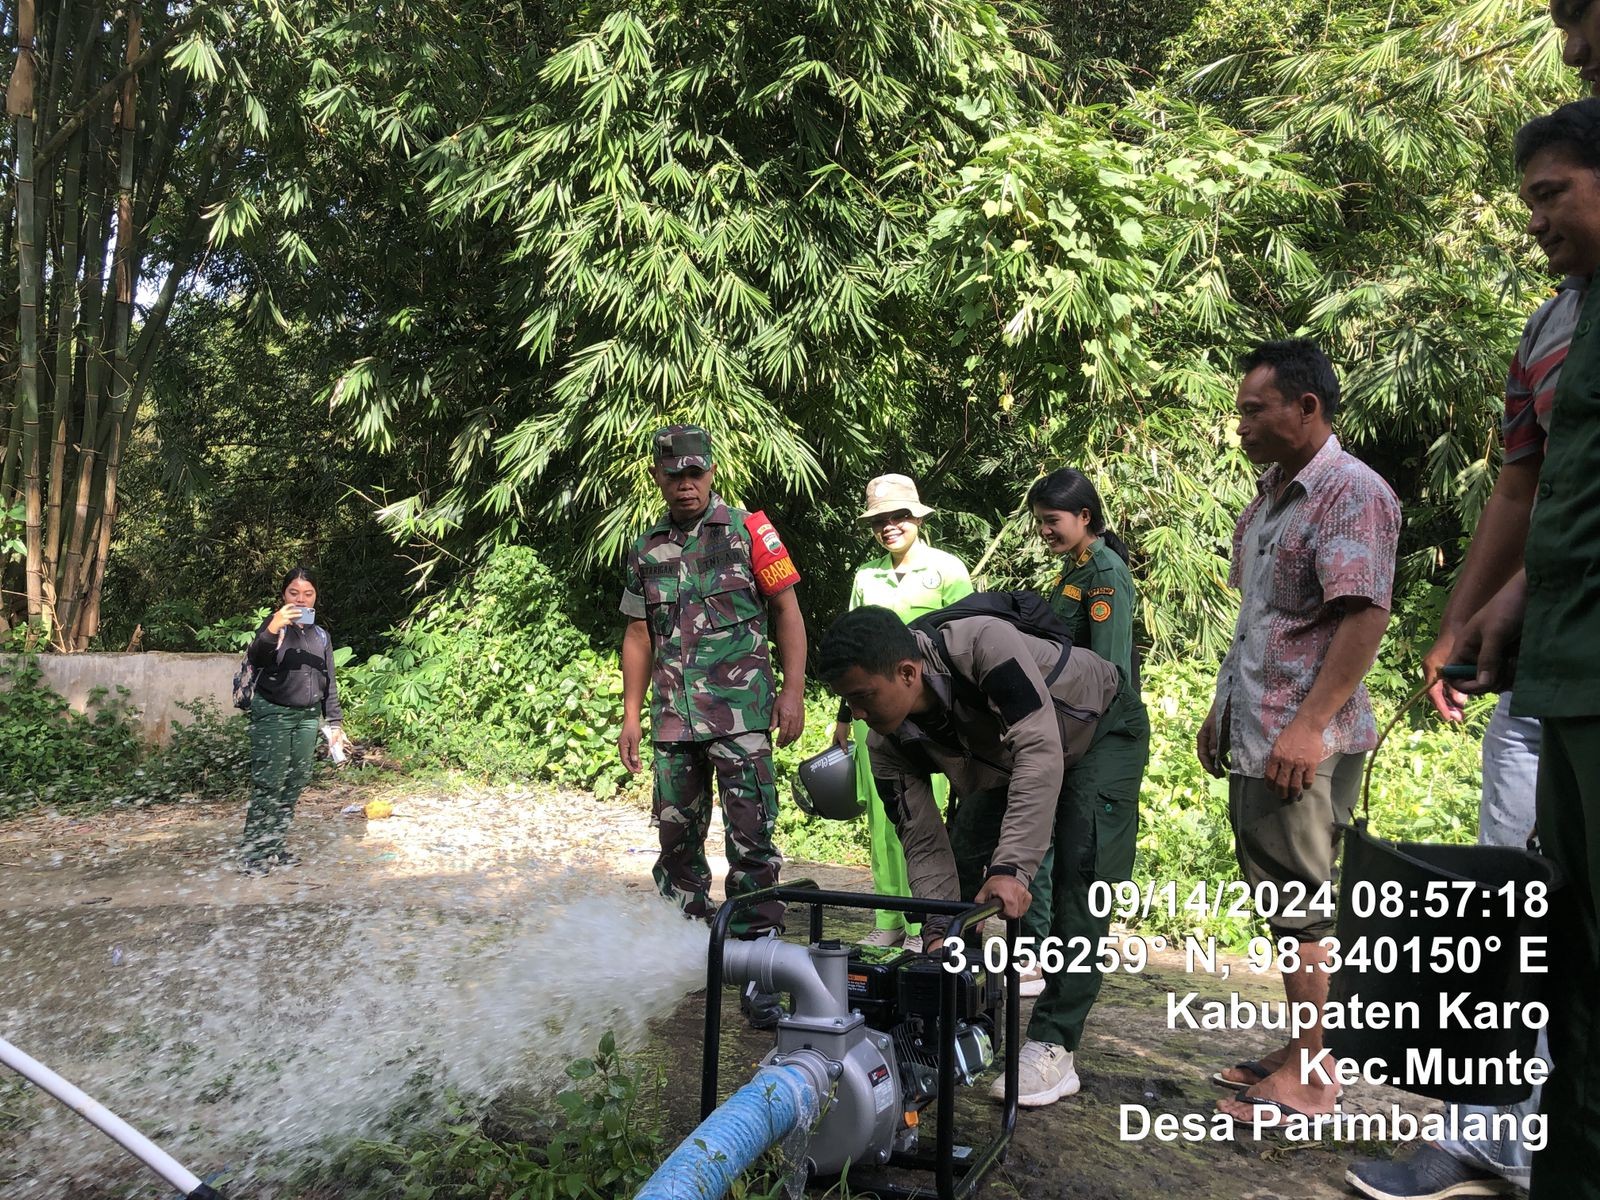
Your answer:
[1,778,1428,1199]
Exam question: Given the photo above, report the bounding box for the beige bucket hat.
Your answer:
[859,474,934,522]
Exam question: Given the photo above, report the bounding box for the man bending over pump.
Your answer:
[815,603,1140,1109]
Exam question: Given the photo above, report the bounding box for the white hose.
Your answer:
[0,1033,204,1195]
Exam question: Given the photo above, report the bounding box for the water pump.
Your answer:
[664,882,1019,1200]
[722,934,1000,1176]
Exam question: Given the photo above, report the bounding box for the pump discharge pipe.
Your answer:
[0,1034,226,1200]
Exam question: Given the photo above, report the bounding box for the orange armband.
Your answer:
[744,511,801,596]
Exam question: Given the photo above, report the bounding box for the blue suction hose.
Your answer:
[634,1063,820,1200]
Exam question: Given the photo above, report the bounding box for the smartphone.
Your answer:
[295,606,316,627]
[1439,663,1477,681]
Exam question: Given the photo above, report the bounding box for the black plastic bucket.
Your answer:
[1324,820,1558,1104]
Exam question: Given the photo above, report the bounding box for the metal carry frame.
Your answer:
[702,881,1021,1200]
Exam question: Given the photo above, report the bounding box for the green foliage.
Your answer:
[0,660,143,812]
[0,502,25,564]
[194,608,275,653]
[136,698,257,805]
[215,0,1571,674]
[0,663,251,815]
[294,0,1050,581]
[108,295,416,656]
[350,1032,665,1200]
[341,547,872,810]
[911,0,1569,660]
[1046,0,1202,93]
[343,546,632,794]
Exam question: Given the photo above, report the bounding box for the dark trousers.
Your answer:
[242,695,319,861]
[1529,716,1600,1197]
[962,716,1147,1050]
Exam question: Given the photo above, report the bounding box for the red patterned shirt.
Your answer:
[1214,435,1401,777]
[1502,277,1585,465]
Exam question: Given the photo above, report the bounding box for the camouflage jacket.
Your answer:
[620,496,786,742]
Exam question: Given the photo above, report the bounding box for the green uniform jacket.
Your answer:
[848,543,974,618]
[838,541,974,723]
[620,495,793,741]
[1516,280,1600,718]
[1045,540,1137,685]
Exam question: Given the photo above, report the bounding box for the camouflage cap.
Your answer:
[652,424,714,473]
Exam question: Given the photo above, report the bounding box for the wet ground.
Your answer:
[1,778,1431,1199]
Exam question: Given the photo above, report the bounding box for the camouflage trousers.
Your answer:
[651,732,784,936]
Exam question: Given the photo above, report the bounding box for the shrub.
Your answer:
[0,660,253,815]
[340,1033,666,1200]
[342,546,632,796]
[0,659,143,811]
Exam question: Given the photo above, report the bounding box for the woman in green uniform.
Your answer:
[832,474,973,950]
[992,467,1151,1104]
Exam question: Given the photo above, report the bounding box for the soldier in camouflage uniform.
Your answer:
[618,425,808,938]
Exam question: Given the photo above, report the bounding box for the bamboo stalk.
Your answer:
[9,0,44,638]
[36,11,190,166]
[41,0,77,146]
[67,3,107,116]
[56,110,112,638]
[75,1,141,647]
[44,126,83,597]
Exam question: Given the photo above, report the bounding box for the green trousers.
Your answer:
[1529,716,1600,1197]
[980,709,1147,1050]
[242,694,320,862]
[855,718,949,935]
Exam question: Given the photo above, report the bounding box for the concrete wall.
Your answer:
[1,652,239,744]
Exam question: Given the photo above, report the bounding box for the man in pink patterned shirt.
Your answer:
[1198,339,1401,1125]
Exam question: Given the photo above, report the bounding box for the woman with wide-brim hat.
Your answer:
[832,474,973,950]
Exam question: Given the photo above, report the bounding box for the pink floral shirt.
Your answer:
[1214,435,1401,777]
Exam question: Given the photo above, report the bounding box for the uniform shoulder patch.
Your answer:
[1059,583,1082,601]
[1088,586,1115,597]
[1089,598,1113,623]
[977,658,1043,725]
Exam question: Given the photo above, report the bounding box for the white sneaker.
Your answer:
[860,928,905,948]
[1016,963,1047,997]
[903,934,924,954]
[990,1041,1079,1107]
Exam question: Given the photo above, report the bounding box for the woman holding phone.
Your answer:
[240,567,347,874]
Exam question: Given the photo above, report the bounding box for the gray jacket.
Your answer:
[866,616,1120,899]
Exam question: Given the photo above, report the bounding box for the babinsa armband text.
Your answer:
[744,511,801,596]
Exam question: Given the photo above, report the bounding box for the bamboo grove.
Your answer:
[0,1,302,649]
[0,0,1590,658]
